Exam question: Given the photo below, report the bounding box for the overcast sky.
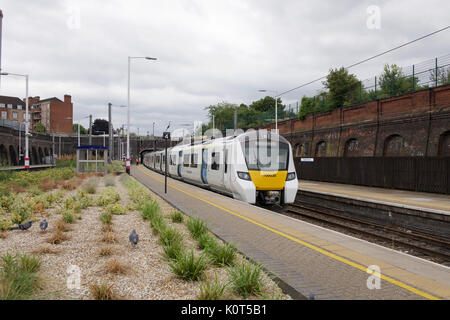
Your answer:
[0,0,449,136]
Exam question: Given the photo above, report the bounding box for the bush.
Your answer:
[10,195,35,224]
[187,217,208,240]
[197,233,217,250]
[62,210,75,224]
[199,275,228,300]
[162,241,185,261]
[169,250,208,281]
[100,213,113,225]
[228,263,263,298]
[159,228,183,247]
[83,179,97,194]
[97,187,120,207]
[105,204,126,216]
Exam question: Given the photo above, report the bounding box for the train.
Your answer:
[142,130,298,206]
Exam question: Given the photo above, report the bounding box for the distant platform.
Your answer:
[0,164,55,172]
[298,180,450,214]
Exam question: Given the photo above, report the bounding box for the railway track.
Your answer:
[286,202,450,264]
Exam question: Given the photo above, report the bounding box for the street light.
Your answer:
[1,72,30,168]
[127,56,157,174]
[259,89,279,132]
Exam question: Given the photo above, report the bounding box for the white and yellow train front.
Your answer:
[142,130,298,206]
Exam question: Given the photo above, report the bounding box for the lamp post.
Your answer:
[1,72,30,168]
[259,89,279,132]
[127,56,157,175]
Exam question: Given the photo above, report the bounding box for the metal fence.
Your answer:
[295,157,450,195]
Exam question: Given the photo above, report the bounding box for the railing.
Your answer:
[295,157,450,195]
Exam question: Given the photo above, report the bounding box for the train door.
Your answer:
[178,151,183,177]
[201,148,208,184]
[223,145,231,191]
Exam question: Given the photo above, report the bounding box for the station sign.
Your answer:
[163,132,171,140]
[301,158,315,162]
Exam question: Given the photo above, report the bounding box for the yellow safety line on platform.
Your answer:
[136,167,440,300]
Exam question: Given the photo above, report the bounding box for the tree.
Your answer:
[378,64,417,98]
[34,122,46,133]
[92,119,109,135]
[73,124,87,134]
[322,67,360,108]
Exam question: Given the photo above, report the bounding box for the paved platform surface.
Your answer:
[132,166,450,300]
[299,180,450,214]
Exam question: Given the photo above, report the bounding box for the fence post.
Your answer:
[391,75,394,97]
[360,81,362,103]
[374,76,377,99]
[412,64,415,92]
[435,57,438,87]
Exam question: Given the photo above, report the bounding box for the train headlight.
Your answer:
[237,172,252,181]
[286,172,297,181]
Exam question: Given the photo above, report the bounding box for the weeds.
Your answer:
[105,204,126,216]
[98,247,114,257]
[97,187,121,207]
[205,243,237,267]
[101,232,117,244]
[100,213,113,225]
[62,210,75,224]
[105,259,127,274]
[141,201,160,221]
[197,233,217,250]
[159,227,183,247]
[162,241,185,261]
[47,230,69,245]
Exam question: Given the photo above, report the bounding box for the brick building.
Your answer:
[29,95,73,134]
[0,95,26,122]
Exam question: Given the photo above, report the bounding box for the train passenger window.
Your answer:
[211,152,220,171]
[183,154,190,167]
[190,153,198,168]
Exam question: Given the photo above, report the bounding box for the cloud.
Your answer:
[1,0,449,134]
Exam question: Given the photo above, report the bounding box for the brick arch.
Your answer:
[315,141,327,157]
[383,134,406,157]
[31,146,39,165]
[438,131,450,156]
[0,144,8,166]
[344,138,360,157]
[38,147,44,164]
[9,145,18,166]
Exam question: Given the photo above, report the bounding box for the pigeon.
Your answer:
[40,219,48,232]
[10,221,33,231]
[129,229,139,247]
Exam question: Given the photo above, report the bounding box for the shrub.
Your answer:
[62,210,75,224]
[47,230,69,245]
[198,275,228,300]
[187,217,208,240]
[228,263,263,298]
[197,233,217,250]
[105,204,126,216]
[168,250,208,281]
[170,211,184,223]
[104,176,116,187]
[100,213,113,225]
[97,187,120,207]
[83,179,97,194]
[150,214,167,235]
[10,195,35,224]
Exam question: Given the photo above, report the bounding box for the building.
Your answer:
[29,95,73,134]
[0,95,26,122]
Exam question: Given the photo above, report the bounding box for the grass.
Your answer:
[205,243,237,267]
[90,282,117,300]
[47,230,69,245]
[198,274,228,300]
[150,214,167,235]
[101,232,117,244]
[162,241,185,261]
[62,210,75,224]
[83,179,98,194]
[169,211,184,223]
[197,233,217,250]
[98,247,114,257]
[33,246,59,255]
[101,224,114,233]
[105,259,127,274]
[187,217,208,240]
[100,213,113,225]
[97,187,121,207]
[56,220,72,233]
[104,176,116,187]
[0,253,42,300]
[141,200,160,221]
[159,227,183,247]
[168,250,209,281]
[228,263,263,298]
[105,204,126,216]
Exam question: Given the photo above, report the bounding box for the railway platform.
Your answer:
[132,166,450,300]
[299,180,450,214]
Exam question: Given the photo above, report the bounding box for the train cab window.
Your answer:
[190,153,198,168]
[211,152,220,171]
[183,154,190,167]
